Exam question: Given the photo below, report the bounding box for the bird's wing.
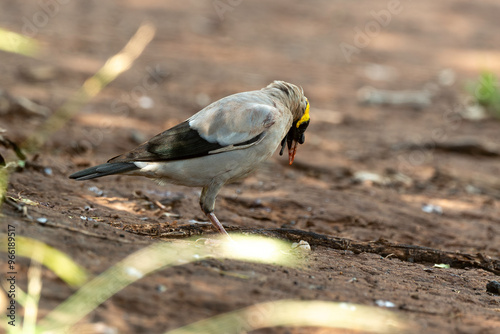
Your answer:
[108,98,277,163]
[188,92,278,146]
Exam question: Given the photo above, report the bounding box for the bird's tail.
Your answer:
[69,162,139,181]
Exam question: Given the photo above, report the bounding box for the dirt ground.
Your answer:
[1,0,500,333]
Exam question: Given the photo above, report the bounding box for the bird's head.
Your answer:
[281,95,309,165]
[267,81,310,165]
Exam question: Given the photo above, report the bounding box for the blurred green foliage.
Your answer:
[468,72,500,119]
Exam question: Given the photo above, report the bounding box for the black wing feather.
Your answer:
[69,162,138,180]
[108,120,263,163]
[145,121,224,161]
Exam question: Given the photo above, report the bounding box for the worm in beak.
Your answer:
[280,119,309,165]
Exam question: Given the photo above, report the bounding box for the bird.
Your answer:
[70,81,310,236]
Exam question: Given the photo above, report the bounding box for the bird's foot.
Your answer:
[206,212,232,239]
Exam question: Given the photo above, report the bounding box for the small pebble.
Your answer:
[291,240,311,252]
[486,280,500,295]
[88,186,104,196]
[189,220,209,225]
[36,217,47,224]
[156,284,167,293]
[422,203,443,215]
[375,300,396,308]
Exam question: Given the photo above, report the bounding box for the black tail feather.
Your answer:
[69,162,139,181]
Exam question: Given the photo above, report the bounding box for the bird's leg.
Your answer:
[206,212,230,236]
[200,184,231,236]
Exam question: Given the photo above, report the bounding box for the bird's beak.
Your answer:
[280,119,310,165]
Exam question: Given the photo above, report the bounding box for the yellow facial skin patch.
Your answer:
[296,99,310,128]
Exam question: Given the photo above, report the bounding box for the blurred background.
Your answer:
[1,0,499,171]
[1,1,500,333]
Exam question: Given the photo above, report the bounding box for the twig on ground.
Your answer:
[254,228,500,276]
